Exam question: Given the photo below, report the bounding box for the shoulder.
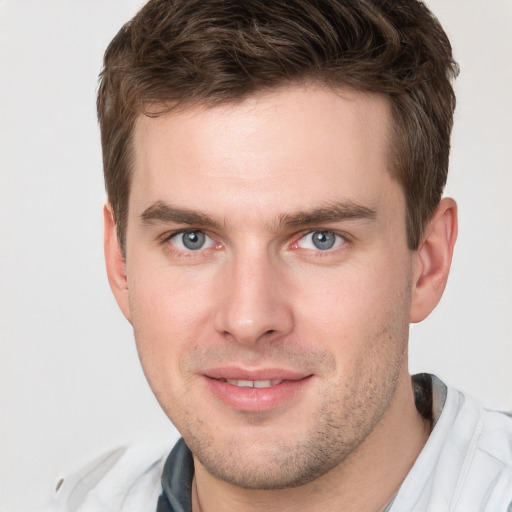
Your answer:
[475,400,512,464]
[446,386,512,471]
[453,390,512,510]
[392,379,512,512]
[50,436,175,512]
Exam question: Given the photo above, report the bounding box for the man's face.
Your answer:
[121,85,416,488]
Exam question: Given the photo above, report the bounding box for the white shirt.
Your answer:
[389,381,512,511]
[52,377,512,512]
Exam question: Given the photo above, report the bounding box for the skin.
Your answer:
[105,85,457,512]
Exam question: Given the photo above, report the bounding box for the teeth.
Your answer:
[227,379,253,388]
[226,379,282,388]
[254,379,282,388]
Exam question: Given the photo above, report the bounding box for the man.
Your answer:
[55,0,512,511]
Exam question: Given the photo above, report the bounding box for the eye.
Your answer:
[297,231,345,251]
[168,230,215,251]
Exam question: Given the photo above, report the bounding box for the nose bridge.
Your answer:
[214,244,293,345]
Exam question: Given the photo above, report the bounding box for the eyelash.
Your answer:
[159,229,219,258]
[159,228,350,257]
[291,230,349,255]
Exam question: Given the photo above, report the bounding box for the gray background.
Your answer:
[1,1,511,510]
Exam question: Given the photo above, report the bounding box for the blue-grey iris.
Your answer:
[182,231,206,250]
[312,231,336,250]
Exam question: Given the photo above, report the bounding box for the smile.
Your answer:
[203,371,313,412]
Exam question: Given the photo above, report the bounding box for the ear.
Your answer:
[104,203,132,323]
[410,198,458,323]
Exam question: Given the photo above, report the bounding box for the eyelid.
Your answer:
[291,229,348,251]
[161,228,219,252]
[158,227,349,255]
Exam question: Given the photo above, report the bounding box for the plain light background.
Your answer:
[1,1,511,510]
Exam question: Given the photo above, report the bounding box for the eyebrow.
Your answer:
[140,200,376,231]
[140,201,223,230]
[278,202,376,228]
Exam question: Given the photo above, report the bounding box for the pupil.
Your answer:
[313,231,335,250]
[183,231,205,250]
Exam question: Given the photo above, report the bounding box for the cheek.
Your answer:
[294,254,412,354]
[126,267,216,393]
[128,257,216,331]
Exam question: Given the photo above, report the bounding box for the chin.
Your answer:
[183,415,362,490]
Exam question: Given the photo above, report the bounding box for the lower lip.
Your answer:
[204,376,312,413]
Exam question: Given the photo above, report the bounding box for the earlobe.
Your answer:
[410,198,458,323]
[103,203,132,323]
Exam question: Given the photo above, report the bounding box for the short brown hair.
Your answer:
[97,0,458,251]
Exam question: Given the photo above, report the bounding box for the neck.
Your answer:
[192,372,430,512]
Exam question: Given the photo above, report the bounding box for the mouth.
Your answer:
[202,369,313,412]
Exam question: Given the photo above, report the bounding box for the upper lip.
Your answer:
[203,367,311,381]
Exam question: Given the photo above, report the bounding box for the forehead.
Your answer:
[130,85,398,220]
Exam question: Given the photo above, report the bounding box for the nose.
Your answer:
[213,251,294,346]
